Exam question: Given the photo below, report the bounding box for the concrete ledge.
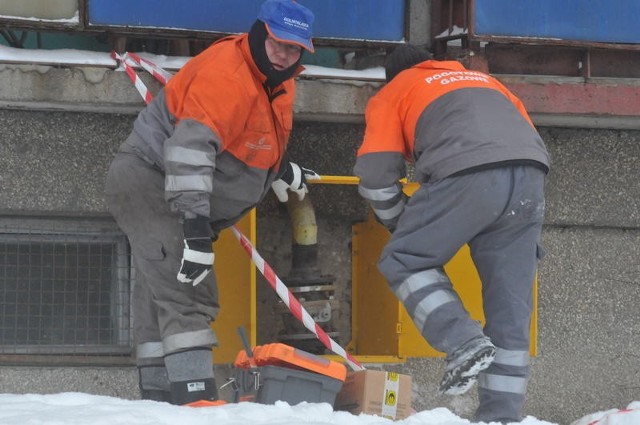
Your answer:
[3,62,640,129]
[0,63,381,121]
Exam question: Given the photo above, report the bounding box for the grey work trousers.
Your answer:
[105,151,219,371]
[378,165,546,422]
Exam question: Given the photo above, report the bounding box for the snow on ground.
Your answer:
[0,393,638,425]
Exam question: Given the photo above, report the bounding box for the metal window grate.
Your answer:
[0,218,132,360]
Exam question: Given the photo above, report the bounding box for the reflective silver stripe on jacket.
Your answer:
[358,184,400,201]
[166,146,216,167]
[478,373,528,394]
[165,174,213,192]
[373,197,406,220]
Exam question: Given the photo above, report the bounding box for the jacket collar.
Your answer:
[415,59,467,72]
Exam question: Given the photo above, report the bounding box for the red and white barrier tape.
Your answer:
[114,51,364,371]
[586,408,638,425]
[123,52,174,86]
[112,51,174,105]
[231,225,365,371]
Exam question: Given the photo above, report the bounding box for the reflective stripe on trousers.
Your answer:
[475,346,531,423]
[389,267,484,354]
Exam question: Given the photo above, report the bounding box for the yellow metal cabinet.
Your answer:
[211,210,257,364]
[348,183,538,362]
[210,178,537,364]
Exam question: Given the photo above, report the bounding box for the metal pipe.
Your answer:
[287,195,317,246]
[285,195,330,286]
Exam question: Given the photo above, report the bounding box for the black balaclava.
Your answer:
[385,44,433,82]
[248,19,302,89]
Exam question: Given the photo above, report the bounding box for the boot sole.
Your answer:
[439,346,496,396]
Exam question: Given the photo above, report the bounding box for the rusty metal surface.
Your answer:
[472,34,640,52]
[483,45,640,78]
[497,75,640,117]
[485,45,584,76]
[429,0,640,118]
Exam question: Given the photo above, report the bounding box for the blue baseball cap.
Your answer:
[258,0,315,53]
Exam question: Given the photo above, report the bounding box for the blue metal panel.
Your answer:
[87,0,405,42]
[474,0,640,44]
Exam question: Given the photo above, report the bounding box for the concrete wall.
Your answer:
[0,62,639,425]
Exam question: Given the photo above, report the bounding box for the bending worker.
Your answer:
[354,45,550,424]
[105,0,318,406]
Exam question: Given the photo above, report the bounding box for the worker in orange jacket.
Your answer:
[105,0,318,406]
[354,45,550,424]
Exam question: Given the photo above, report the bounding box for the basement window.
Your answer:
[0,217,133,362]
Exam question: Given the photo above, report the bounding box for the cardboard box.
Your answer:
[334,370,412,420]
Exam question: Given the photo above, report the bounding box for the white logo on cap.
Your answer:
[283,16,309,30]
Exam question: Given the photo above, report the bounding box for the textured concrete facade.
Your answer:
[0,62,638,425]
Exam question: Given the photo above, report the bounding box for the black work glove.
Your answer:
[271,162,320,202]
[177,215,215,286]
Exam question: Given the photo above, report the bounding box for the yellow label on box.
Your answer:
[381,372,400,419]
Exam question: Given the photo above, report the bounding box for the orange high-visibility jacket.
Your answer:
[354,59,549,199]
[125,34,302,230]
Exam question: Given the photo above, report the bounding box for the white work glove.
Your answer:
[177,215,215,286]
[271,162,320,202]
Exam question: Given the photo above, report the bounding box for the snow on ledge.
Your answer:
[0,45,385,81]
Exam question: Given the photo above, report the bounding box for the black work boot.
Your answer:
[165,347,219,405]
[439,336,496,395]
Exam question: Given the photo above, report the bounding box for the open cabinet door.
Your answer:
[349,183,537,361]
[211,210,256,364]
